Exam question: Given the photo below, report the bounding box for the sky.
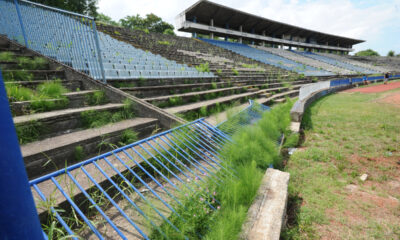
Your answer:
[98,0,400,55]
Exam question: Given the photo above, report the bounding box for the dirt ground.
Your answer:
[345,81,400,93]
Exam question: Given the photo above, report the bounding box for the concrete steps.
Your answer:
[22,117,159,179]
[14,103,126,140]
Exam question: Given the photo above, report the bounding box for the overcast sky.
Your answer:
[98,0,400,55]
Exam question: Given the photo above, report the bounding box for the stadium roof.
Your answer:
[178,0,364,47]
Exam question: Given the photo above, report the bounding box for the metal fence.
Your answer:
[0,0,106,82]
[217,100,270,136]
[299,74,400,101]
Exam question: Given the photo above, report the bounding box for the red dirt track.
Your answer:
[345,81,400,93]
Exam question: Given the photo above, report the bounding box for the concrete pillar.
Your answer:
[192,16,197,38]
[239,25,243,43]
[210,19,214,39]
[251,28,255,45]
[225,23,229,41]
[262,30,266,46]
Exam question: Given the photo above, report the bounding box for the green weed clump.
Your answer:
[85,90,108,106]
[81,99,135,128]
[17,56,48,70]
[6,84,35,102]
[151,100,294,239]
[15,121,44,144]
[3,70,34,82]
[119,129,138,146]
[195,62,210,73]
[157,40,171,45]
[36,80,68,98]
[0,51,15,62]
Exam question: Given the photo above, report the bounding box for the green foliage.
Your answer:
[3,70,34,82]
[85,90,108,106]
[163,28,175,35]
[168,96,183,106]
[119,129,138,146]
[96,13,119,26]
[241,63,259,69]
[232,68,239,76]
[283,133,299,148]
[15,121,43,144]
[153,101,294,239]
[0,51,15,62]
[37,80,68,98]
[17,56,48,70]
[355,49,380,57]
[119,13,175,34]
[387,50,395,57]
[195,62,210,73]
[80,99,135,128]
[74,146,85,161]
[157,40,171,45]
[211,82,217,89]
[216,69,222,74]
[6,85,35,102]
[31,0,98,17]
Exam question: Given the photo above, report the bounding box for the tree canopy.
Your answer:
[31,0,98,17]
[96,13,119,26]
[387,50,395,57]
[355,49,380,57]
[119,14,175,35]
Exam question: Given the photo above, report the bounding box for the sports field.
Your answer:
[283,83,400,239]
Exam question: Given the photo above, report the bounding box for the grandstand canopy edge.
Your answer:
[176,0,364,54]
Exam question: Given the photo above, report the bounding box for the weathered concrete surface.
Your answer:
[241,168,290,240]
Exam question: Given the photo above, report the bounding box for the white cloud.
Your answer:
[98,0,400,54]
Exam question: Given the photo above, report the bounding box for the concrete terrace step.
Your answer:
[5,79,82,90]
[143,86,245,105]
[14,103,125,139]
[22,118,159,179]
[11,90,100,116]
[165,91,257,114]
[256,90,300,105]
[2,69,65,80]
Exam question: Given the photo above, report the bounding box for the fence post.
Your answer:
[13,0,29,47]
[0,70,44,240]
[92,21,106,83]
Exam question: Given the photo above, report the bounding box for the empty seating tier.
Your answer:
[201,38,334,76]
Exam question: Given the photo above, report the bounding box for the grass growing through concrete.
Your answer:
[151,100,294,239]
[282,90,400,239]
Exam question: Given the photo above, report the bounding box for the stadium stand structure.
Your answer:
[253,46,355,75]
[99,32,215,79]
[294,50,378,74]
[317,52,392,73]
[201,38,334,76]
[0,35,184,180]
[96,23,314,117]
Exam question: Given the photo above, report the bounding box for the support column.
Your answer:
[192,16,197,38]
[239,25,243,43]
[210,19,214,39]
[251,28,255,45]
[262,30,266,47]
[225,23,229,41]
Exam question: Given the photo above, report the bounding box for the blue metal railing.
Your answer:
[217,100,270,136]
[0,0,106,82]
[0,69,44,240]
[330,74,400,87]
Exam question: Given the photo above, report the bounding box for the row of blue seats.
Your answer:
[201,38,333,76]
[105,69,214,79]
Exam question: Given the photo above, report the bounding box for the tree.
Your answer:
[96,13,119,26]
[355,49,380,57]
[31,0,98,17]
[387,50,395,57]
[119,13,175,35]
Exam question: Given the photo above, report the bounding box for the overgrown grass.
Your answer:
[282,91,400,239]
[196,62,210,73]
[85,90,109,106]
[3,70,34,82]
[0,51,15,62]
[80,99,135,128]
[151,100,294,239]
[17,56,48,70]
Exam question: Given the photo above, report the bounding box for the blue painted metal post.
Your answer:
[192,16,197,38]
[0,70,44,240]
[13,0,29,47]
[92,21,107,83]
[225,23,229,41]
